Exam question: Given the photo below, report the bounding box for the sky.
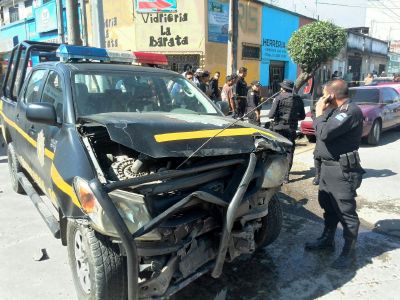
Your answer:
[261,0,400,41]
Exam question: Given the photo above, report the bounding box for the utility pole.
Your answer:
[66,0,82,45]
[56,0,65,43]
[227,0,239,76]
[80,0,89,46]
[91,0,106,48]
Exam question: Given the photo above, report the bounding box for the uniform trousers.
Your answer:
[235,97,247,118]
[319,163,362,240]
[273,128,296,177]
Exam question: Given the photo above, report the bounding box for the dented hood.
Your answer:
[81,112,290,158]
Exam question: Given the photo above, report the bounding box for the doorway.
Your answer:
[269,61,285,94]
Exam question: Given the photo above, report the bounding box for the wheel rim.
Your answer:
[374,122,381,142]
[74,230,91,294]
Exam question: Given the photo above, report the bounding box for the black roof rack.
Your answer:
[2,40,60,100]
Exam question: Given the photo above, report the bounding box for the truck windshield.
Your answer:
[72,71,219,117]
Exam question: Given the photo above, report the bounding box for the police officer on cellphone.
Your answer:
[305,79,365,269]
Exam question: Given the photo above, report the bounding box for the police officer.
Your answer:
[234,67,248,118]
[246,80,262,126]
[268,79,305,183]
[305,79,365,269]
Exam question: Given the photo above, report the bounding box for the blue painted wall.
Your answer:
[0,0,73,53]
[260,6,299,86]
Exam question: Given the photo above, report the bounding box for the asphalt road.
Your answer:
[295,129,400,235]
[1,134,400,300]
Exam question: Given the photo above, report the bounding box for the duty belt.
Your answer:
[322,160,340,166]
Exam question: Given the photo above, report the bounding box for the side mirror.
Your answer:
[216,101,230,115]
[26,102,57,126]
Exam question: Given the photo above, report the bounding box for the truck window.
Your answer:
[42,71,64,123]
[24,69,47,103]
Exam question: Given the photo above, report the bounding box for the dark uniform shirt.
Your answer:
[246,89,260,112]
[209,78,220,100]
[268,91,305,130]
[235,77,248,98]
[313,100,363,161]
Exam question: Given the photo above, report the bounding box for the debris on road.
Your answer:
[33,248,49,262]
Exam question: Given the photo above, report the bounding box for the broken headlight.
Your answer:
[262,156,289,188]
[73,177,160,240]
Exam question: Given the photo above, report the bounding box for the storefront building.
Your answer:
[87,0,312,90]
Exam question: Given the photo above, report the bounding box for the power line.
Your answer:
[316,1,400,9]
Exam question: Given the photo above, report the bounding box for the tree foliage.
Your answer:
[288,21,347,91]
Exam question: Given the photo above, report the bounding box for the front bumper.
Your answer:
[89,153,273,300]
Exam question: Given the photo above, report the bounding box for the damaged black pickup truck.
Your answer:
[0,42,291,300]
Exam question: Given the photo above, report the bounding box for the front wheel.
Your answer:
[67,220,128,300]
[254,194,283,249]
[367,120,381,145]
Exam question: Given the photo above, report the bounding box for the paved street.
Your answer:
[1,132,400,300]
[295,129,400,237]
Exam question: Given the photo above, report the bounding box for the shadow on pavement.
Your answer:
[173,193,400,300]
[289,167,315,183]
[0,135,6,157]
[363,168,397,179]
[361,129,400,147]
[374,219,400,238]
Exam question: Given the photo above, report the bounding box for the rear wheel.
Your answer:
[67,220,128,300]
[254,194,283,249]
[367,120,381,145]
[7,142,25,194]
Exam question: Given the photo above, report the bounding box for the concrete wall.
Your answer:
[205,0,262,83]
[86,0,136,50]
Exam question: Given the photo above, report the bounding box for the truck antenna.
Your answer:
[176,90,282,169]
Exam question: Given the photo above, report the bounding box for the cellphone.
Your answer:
[326,94,334,103]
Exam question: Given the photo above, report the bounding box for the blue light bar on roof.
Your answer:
[56,44,110,62]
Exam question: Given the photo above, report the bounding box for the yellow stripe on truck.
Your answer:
[154,128,276,143]
[1,108,79,207]
[0,110,54,160]
[50,163,81,208]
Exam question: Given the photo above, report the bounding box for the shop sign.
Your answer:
[135,1,204,51]
[35,2,58,33]
[390,40,400,54]
[135,0,177,13]
[208,0,229,43]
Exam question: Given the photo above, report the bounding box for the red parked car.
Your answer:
[300,84,400,145]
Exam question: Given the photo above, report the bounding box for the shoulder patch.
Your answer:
[335,112,348,122]
[340,104,349,111]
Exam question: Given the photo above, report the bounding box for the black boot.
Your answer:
[312,176,320,185]
[305,227,336,251]
[331,238,356,269]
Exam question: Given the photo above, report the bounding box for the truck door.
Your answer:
[24,70,65,200]
[15,69,48,169]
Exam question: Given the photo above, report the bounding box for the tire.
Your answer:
[67,220,128,300]
[7,142,25,194]
[255,194,283,249]
[367,120,382,145]
[306,135,316,143]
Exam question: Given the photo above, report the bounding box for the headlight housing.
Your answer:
[73,177,159,240]
[262,155,289,188]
